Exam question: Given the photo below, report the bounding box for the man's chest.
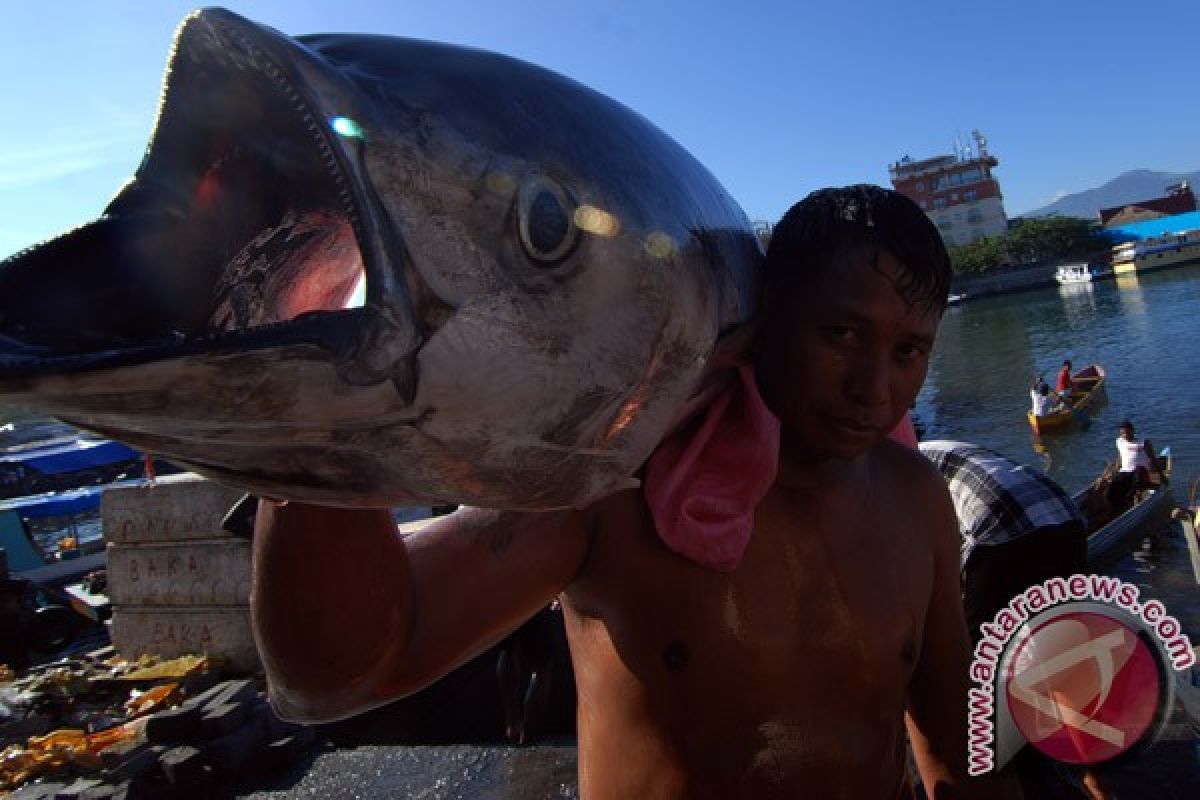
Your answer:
[574,514,931,709]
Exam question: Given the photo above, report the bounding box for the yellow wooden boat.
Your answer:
[1027,364,1106,434]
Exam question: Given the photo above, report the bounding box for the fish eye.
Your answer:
[517,176,578,264]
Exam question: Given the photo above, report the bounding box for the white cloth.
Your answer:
[1116,437,1152,473]
[1030,389,1054,416]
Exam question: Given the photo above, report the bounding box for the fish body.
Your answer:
[0,8,761,509]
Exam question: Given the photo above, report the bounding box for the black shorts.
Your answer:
[962,519,1087,643]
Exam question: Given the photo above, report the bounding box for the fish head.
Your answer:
[0,8,761,509]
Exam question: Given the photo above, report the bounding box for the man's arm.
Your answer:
[904,471,1022,799]
[250,502,591,723]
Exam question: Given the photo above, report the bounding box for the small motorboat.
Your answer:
[1055,264,1094,285]
[1027,364,1106,435]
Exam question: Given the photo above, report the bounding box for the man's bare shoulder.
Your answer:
[873,439,947,493]
[870,440,959,546]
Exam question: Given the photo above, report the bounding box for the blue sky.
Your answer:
[1,0,1197,256]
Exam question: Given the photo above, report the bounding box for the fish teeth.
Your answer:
[209,17,364,239]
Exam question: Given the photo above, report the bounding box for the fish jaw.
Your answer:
[0,8,428,500]
[0,7,417,382]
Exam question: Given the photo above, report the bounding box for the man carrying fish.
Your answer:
[0,10,1014,796]
[252,186,1020,799]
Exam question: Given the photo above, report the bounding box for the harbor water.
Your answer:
[915,262,1200,640]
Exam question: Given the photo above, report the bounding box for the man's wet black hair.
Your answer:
[765,184,952,314]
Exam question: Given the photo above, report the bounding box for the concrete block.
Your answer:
[182,678,258,712]
[103,745,166,782]
[99,739,153,769]
[109,606,261,673]
[144,705,204,744]
[80,784,127,800]
[159,745,207,784]
[257,728,317,772]
[52,778,103,799]
[7,781,67,800]
[177,670,223,699]
[199,701,250,738]
[102,476,243,545]
[201,710,268,774]
[105,540,251,606]
[76,783,126,800]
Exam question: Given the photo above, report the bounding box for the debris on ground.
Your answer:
[0,648,314,798]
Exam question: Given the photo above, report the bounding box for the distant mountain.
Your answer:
[1021,169,1200,219]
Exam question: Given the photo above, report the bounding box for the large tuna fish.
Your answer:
[0,7,760,509]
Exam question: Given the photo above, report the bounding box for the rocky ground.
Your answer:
[1,649,312,799]
[4,639,1198,799]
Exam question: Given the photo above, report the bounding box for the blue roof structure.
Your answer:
[1105,211,1200,242]
[0,438,138,474]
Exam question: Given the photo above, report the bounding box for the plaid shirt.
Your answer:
[919,440,1085,566]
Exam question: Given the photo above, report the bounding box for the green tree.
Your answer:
[948,237,1003,274]
[947,216,1109,273]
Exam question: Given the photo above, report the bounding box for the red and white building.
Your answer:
[889,131,1008,247]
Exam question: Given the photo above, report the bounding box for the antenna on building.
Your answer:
[972,129,988,158]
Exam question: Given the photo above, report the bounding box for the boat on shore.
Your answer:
[1027,364,1105,435]
[1076,447,1173,564]
[1,435,149,500]
[0,482,141,661]
[0,483,126,587]
[1110,229,1200,275]
[1055,263,1094,284]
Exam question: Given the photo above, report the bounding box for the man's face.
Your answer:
[754,246,940,463]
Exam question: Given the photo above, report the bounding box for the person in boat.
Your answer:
[919,440,1111,800]
[1106,419,1161,514]
[1115,419,1159,485]
[250,186,1019,799]
[1055,359,1074,398]
[1029,377,1061,417]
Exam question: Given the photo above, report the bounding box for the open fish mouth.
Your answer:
[0,8,407,381]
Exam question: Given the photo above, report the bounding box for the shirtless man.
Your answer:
[250,186,1020,799]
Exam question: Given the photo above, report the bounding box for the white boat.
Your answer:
[1055,264,1094,284]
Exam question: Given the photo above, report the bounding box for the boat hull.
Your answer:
[1079,448,1173,565]
[1028,364,1106,435]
